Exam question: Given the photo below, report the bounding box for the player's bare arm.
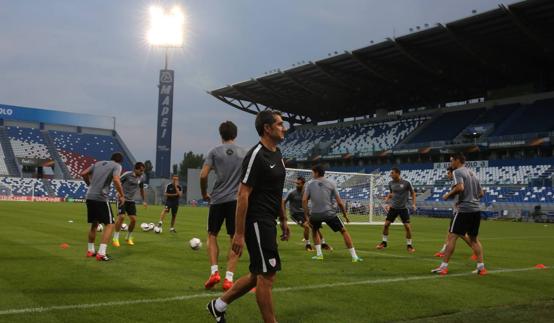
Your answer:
[200,164,212,201]
[231,183,252,256]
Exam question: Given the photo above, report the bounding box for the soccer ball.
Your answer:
[140,222,151,232]
[189,238,202,250]
[154,226,162,234]
[121,223,128,231]
[96,223,104,232]
[148,223,155,230]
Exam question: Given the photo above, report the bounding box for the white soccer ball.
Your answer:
[96,224,104,232]
[121,223,128,231]
[154,226,162,234]
[141,222,151,231]
[148,223,155,230]
[189,237,202,250]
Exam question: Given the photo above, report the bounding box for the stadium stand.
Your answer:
[6,126,51,160]
[407,109,484,144]
[49,130,132,178]
[0,144,9,176]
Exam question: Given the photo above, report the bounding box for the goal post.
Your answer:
[284,168,400,225]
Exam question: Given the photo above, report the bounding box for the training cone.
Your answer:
[60,243,69,249]
[535,264,546,269]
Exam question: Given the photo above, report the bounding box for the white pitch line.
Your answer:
[0,266,548,316]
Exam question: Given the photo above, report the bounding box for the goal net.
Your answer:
[284,168,394,225]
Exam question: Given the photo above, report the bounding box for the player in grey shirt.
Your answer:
[376,167,417,253]
[433,153,487,276]
[281,177,332,251]
[112,162,147,247]
[302,165,362,262]
[200,121,246,290]
[81,152,125,261]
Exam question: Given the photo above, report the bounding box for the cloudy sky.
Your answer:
[0,0,518,167]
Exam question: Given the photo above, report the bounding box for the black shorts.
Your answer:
[245,220,281,274]
[208,200,236,235]
[86,200,115,225]
[290,212,306,225]
[118,201,137,216]
[164,202,179,215]
[386,207,410,224]
[310,212,344,232]
[450,211,481,237]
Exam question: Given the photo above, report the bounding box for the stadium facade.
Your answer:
[211,0,554,219]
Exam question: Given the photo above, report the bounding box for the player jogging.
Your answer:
[201,121,246,291]
[432,153,487,276]
[434,166,477,260]
[282,176,332,252]
[376,167,417,253]
[112,162,147,247]
[81,152,125,261]
[303,165,362,262]
[207,110,289,323]
[157,174,182,233]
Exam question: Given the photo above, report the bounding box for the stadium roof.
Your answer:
[210,0,554,124]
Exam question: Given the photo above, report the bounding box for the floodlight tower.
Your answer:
[146,5,185,178]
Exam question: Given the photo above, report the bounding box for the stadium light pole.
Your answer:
[146,5,185,179]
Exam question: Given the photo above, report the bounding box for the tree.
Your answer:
[178,151,204,181]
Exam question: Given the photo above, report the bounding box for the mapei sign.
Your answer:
[155,69,174,178]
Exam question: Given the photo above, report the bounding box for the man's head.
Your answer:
[172,174,179,184]
[219,121,238,142]
[295,176,305,190]
[134,162,145,176]
[450,153,466,170]
[390,167,401,181]
[312,165,325,178]
[446,166,454,180]
[255,110,286,142]
[111,152,124,164]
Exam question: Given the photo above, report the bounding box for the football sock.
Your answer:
[321,239,327,244]
[88,243,95,253]
[126,232,132,240]
[113,232,120,240]
[211,265,218,275]
[215,298,227,312]
[382,235,388,242]
[315,244,322,256]
[406,239,413,245]
[98,243,107,255]
[225,271,234,282]
[440,262,448,268]
[305,240,311,245]
[477,262,485,269]
[348,248,358,258]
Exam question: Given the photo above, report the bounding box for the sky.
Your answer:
[0,0,519,168]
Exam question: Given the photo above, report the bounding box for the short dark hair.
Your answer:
[312,164,325,177]
[134,162,145,170]
[391,167,401,174]
[111,152,124,163]
[255,110,281,136]
[219,121,238,141]
[451,153,466,164]
[297,176,305,183]
[172,174,179,178]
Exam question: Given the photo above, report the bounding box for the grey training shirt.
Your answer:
[388,179,414,209]
[453,166,482,213]
[204,143,247,205]
[120,171,144,202]
[304,177,339,214]
[85,160,122,202]
[285,189,304,214]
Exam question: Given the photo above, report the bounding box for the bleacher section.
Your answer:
[49,130,132,178]
[427,186,554,204]
[0,144,8,176]
[281,117,427,160]
[0,177,114,200]
[6,126,51,160]
[408,108,484,144]
[490,98,554,136]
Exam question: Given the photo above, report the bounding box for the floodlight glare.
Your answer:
[147,5,185,47]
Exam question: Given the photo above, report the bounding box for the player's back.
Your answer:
[207,143,246,205]
[454,166,481,212]
[85,160,122,202]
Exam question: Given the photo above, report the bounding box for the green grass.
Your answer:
[0,201,553,323]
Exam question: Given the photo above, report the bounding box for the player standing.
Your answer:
[207,110,289,323]
[201,121,246,291]
[432,153,487,275]
[376,168,416,253]
[157,174,182,233]
[112,162,147,247]
[303,165,362,262]
[81,152,125,261]
[281,176,332,252]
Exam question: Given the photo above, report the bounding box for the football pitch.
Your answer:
[1,202,553,323]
